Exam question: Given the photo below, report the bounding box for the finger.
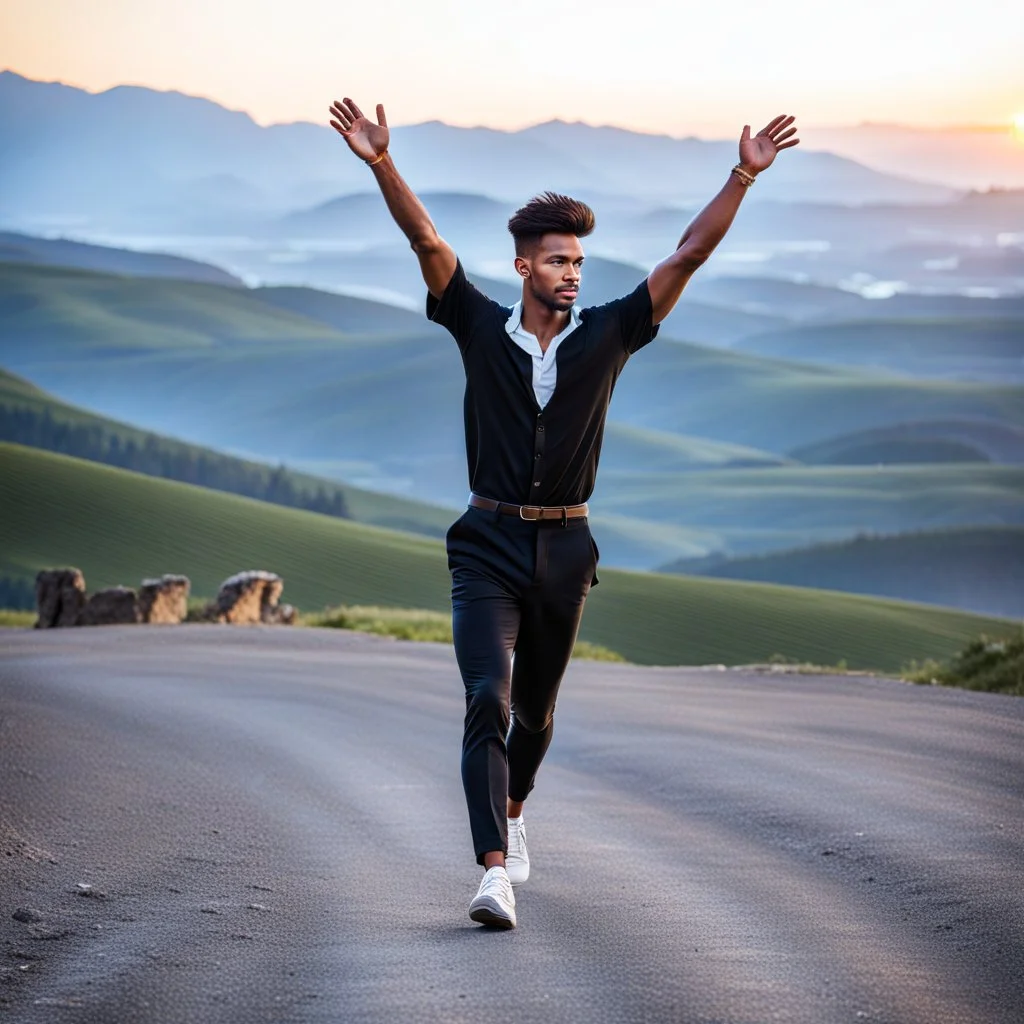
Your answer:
[741,124,751,143]
[774,126,799,143]
[345,97,365,119]
[333,99,356,123]
[759,114,788,134]
[376,103,388,128]
[329,120,350,136]
[777,138,800,150]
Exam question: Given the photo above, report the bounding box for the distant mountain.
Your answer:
[0,71,956,235]
[805,124,1024,191]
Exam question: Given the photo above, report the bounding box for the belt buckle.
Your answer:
[519,504,541,521]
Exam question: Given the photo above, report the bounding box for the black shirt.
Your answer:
[427,260,659,506]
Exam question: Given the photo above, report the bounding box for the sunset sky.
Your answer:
[2,0,1022,136]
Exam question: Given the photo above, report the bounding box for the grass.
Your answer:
[0,610,34,627]
[301,604,625,661]
[2,442,1016,672]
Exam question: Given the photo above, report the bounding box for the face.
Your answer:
[515,233,584,313]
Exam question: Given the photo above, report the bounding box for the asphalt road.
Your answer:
[1,626,1022,1024]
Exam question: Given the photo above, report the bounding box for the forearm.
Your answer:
[674,165,756,261]
[367,153,441,253]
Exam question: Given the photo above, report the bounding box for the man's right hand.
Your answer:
[329,97,389,163]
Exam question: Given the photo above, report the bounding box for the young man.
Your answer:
[329,98,799,928]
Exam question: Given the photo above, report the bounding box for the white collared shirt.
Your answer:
[504,301,581,408]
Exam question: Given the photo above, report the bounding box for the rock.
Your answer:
[12,908,44,924]
[204,571,294,625]
[34,568,86,628]
[77,587,140,626]
[138,574,190,624]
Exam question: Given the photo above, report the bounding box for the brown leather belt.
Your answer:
[468,493,589,521]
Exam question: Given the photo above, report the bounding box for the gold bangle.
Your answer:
[731,164,756,186]
[366,151,388,167]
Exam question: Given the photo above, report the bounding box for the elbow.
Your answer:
[410,230,442,256]
[673,245,710,273]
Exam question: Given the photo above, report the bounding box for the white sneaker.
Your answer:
[506,817,530,886]
[469,866,516,928]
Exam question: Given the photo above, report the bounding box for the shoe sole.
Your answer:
[469,897,516,929]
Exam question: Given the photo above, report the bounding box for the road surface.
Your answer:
[1,626,1022,1023]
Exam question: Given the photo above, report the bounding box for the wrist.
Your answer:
[366,150,389,168]
[730,164,756,187]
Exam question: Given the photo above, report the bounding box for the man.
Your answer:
[329,97,799,929]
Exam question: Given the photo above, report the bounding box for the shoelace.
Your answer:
[482,870,513,900]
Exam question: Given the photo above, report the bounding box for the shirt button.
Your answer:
[533,481,540,487]
[535,453,541,460]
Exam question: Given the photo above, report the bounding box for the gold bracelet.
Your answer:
[366,151,388,167]
[731,164,756,186]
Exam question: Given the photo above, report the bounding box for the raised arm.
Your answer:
[646,114,800,324]
[329,97,457,299]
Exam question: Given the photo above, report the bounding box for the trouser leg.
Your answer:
[451,568,521,865]
[507,543,591,802]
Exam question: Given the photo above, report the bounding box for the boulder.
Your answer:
[205,570,293,625]
[139,574,190,624]
[34,568,87,629]
[77,586,141,626]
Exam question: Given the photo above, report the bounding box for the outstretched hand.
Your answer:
[739,115,800,174]
[329,97,389,163]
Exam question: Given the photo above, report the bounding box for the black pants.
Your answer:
[446,506,599,864]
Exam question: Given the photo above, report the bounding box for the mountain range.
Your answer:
[1,70,959,236]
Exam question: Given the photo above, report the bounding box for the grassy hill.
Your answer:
[661,526,1024,619]
[0,231,244,287]
[733,318,1024,381]
[7,261,1023,467]
[1,442,1014,671]
[0,367,455,538]
[594,463,1024,533]
[789,419,1024,466]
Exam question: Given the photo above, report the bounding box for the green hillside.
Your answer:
[0,368,455,537]
[661,526,1024,619]
[1,443,1014,671]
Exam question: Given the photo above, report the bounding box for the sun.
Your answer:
[1014,112,1024,143]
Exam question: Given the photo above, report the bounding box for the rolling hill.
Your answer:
[0,230,245,286]
[789,419,1024,465]
[733,318,1024,381]
[1,442,1013,671]
[660,526,1024,618]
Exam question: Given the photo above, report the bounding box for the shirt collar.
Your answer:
[506,300,580,339]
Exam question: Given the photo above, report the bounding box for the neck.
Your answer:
[520,290,572,350]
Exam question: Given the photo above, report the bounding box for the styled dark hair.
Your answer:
[507,192,595,256]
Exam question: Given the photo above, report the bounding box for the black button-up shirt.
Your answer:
[427,260,659,507]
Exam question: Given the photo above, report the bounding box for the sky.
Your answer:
[2,0,1022,137]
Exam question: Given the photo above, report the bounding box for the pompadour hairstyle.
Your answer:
[507,192,596,255]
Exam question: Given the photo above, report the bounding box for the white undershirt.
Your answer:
[504,301,581,409]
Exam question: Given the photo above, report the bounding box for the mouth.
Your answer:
[557,288,578,297]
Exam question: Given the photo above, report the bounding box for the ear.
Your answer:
[514,256,530,278]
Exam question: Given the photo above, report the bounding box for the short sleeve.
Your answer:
[426,259,496,353]
[611,278,660,355]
